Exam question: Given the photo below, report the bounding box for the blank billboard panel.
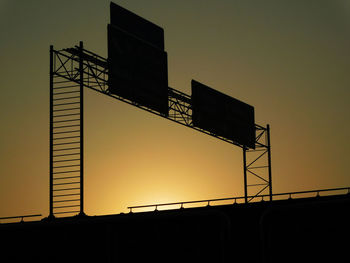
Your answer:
[110,2,164,50]
[108,24,168,115]
[192,80,255,148]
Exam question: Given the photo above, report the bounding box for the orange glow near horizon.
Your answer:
[0,0,350,219]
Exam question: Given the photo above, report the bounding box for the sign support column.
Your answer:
[79,41,85,216]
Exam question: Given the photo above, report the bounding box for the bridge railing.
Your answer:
[127,187,350,213]
[0,214,42,224]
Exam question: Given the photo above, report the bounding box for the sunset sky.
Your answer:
[0,0,349,219]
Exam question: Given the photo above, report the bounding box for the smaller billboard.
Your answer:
[108,24,168,115]
[191,80,255,148]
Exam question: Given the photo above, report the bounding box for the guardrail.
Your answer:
[127,187,350,213]
[0,214,42,223]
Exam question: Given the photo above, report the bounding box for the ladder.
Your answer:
[49,43,84,218]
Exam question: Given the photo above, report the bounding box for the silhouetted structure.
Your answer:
[1,3,348,263]
[48,2,272,218]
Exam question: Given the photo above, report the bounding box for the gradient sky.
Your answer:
[0,0,349,219]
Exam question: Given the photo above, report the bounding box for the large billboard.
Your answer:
[108,25,168,115]
[191,80,255,148]
[110,2,164,50]
[108,3,168,115]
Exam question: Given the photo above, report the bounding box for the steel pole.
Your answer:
[49,45,54,219]
[243,147,248,203]
[79,41,85,216]
[267,124,272,201]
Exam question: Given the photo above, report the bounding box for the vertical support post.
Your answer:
[243,147,248,204]
[79,41,85,216]
[267,124,272,201]
[49,45,54,219]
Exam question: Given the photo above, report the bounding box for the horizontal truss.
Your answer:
[54,45,255,148]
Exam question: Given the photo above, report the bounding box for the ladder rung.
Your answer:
[53,205,80,209]
[53,193,80,198]
[53,119,80,124]
[54,210,80,215]
[54,155,79,161]
[53,90,80,96]
[53,199,80,203]
[53,187,80,192]
[53,124,80,129]
[53,147,80,152]
[53,101,80,107]
[53,113,80,118]
[53,182,79,186]
[53,96,81,101]
[54,176,80,181]
[52,170,80,174]
[53,141,80,146]
[53,107,80,112]
[53,130,80,135]
[52,101,80,107]
[52,157,80,163]
[53,176,80,181]
[53,136,80,141]
[53,165,80,169]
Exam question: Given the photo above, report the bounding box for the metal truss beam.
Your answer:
[243,124,272,203]
[57,44,246,148]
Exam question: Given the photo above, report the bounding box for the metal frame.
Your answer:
[243,124,272,203]
[49,42,90,218]
[49,42,272,217]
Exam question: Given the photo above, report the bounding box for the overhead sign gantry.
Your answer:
[49,2,272,218]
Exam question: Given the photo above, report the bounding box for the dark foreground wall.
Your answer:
[1,194,349,263]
